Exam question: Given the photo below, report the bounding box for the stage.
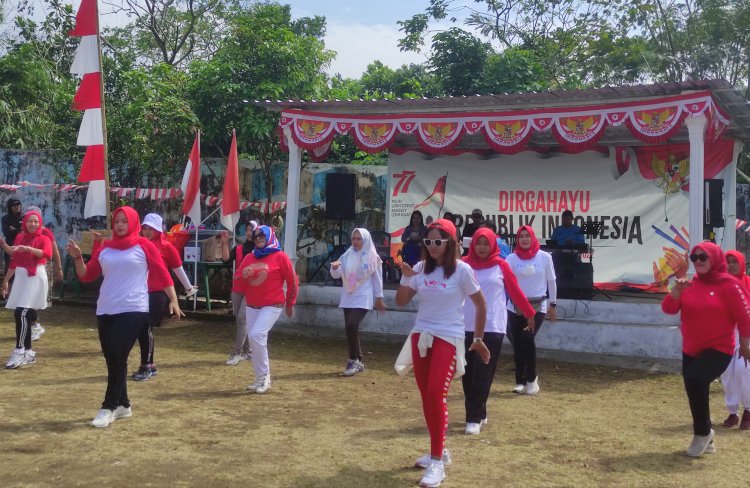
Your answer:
[278,284,682,365]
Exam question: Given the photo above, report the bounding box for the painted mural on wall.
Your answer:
[0,149,388,288]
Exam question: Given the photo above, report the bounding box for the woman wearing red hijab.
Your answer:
[462,228,535,435]
[67,206,184,428]
[504,225,557,395]
[662,242,750,456]
[1,210,52,369]
[720,250,750,430]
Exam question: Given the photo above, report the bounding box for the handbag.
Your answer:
[527,296,546,313]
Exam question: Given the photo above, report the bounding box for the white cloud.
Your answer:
[324,21,429,79]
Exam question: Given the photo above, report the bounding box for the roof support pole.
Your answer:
[722,141,744,251]
[282,126,301,267]
[686,115,707,255]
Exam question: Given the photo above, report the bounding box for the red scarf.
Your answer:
[514,225,540,260]
[12,211,51,277]
[726,250,750,291]
[693,242,739,285]
[463,227,504,270]
[103,206,141,251]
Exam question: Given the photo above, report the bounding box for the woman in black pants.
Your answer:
[67,206,184,428]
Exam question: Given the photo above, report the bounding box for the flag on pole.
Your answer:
[181,133,202,225]
[70,0,108,218]
[220,130,241,231]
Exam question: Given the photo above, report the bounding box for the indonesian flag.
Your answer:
[220,130,241,231]
[413,174,447,212]
[181,133,202,225]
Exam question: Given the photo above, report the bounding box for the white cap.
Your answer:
[248,220,259,230]
[142,213,163,232]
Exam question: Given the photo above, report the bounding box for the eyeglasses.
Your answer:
[423,238,450,247]
[689,253,709,263]
[253,233,266,240]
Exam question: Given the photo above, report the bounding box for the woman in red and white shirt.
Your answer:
[2,210,52,369]
[505,225,557,395]
[395,219,489,488]
[663,242,750,456]
[67,206,184,428]
[462,228,535,435]
[235,225,297,394]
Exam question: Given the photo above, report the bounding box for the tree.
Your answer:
[188,3,334,203]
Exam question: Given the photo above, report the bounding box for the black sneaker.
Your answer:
[132,365,152,381]
[148,364,158,377]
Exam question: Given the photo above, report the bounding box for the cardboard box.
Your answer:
[79,230,113,255]
[200,236,222,262]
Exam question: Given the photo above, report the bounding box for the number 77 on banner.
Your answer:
[393,171,416,197]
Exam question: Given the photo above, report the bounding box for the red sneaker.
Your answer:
[722,414,739,427]
[740,410,750,430]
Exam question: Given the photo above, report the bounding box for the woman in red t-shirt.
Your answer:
[662,241,750,456]
[1,210,52,369]
[235,225,297,394]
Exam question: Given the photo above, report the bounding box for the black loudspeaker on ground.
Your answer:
[325,173,356,220]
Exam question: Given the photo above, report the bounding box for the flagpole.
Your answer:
[192,129,200,311]
[95,0,111,230]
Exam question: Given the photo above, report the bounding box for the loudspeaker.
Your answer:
[704,179,724,228]
[325,173,356,220]
[556,261,594,300]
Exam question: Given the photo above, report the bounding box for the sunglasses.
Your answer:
[423,238,450,247]
[689,253,709,263]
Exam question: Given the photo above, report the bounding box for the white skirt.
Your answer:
[5,265,49,310]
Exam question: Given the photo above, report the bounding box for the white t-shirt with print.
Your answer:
[402,260,481,340]
[505,251,556,314]
[464,266,508,334]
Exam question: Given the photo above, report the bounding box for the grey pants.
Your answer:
[231,292,251,355]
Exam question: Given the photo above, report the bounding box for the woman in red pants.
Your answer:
[395,218,489,488]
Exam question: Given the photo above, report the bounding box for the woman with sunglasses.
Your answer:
[235,225,297,394]
[2,209,52,369]
[67,206,183,428]
[505,225,556,395]
[720,250,750,430]
[395,218,489,488]
[461,228,536,435]
[330,228,387,376]
[662,242,750,456]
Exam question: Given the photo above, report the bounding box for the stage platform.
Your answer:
[278,284,682,366]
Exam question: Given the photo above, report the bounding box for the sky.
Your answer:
[4,0,473,79]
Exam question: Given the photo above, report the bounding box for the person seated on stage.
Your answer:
[550,210,585,247]
[462,209,484,239]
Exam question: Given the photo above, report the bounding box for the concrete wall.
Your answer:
[278,284,683,361]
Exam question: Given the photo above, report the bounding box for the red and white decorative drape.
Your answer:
[278,91,730,157]
[70,0,107,218]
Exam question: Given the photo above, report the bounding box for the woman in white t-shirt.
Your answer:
[330,228,386,376]
[462,227,536,435]
[395,218,489,488]
[505,225,557,395]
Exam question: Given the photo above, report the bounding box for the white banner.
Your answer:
[387,149,694,288]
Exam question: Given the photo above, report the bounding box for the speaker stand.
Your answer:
[310,220,346,285]
[582,221,612,301]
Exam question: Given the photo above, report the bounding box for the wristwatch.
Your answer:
[550,303,557,308]
[473,337,484,344]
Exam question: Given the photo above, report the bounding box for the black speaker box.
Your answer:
[704,179,724,228]
[325,173,356,220]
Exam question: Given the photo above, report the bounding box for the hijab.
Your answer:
[514,225,540,260]
[12,210,49,276]
[102,206,141,251]
[692,242,737,285]
[726,250,750,290]
[252,225,282,258]
[463,227,504,270]
[339,228,382,293]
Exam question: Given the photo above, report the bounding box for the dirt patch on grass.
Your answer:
[0,306,748,487]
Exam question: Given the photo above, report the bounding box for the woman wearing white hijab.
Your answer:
[330,228,387,376]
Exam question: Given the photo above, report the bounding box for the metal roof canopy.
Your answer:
[256,79,750,147]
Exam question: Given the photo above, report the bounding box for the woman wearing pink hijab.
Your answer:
[663,241,750,456]
[330,228,386,376]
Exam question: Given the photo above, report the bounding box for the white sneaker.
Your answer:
[465,422,481,435]
[526,377,540,395]
[20,350,36,366]
[342,359,365,377]
[419,460,445,487]
[5,348,25,369]
[246,377,262,391]
[113,406,132,419]
[242,351,252,360]
[255,374,271,394]
[31,323,45,341]
[687,429,715,457]
[415,448,452,469]
[226,353,243,366]
[91,409,115,428]
[512,384,526,394]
